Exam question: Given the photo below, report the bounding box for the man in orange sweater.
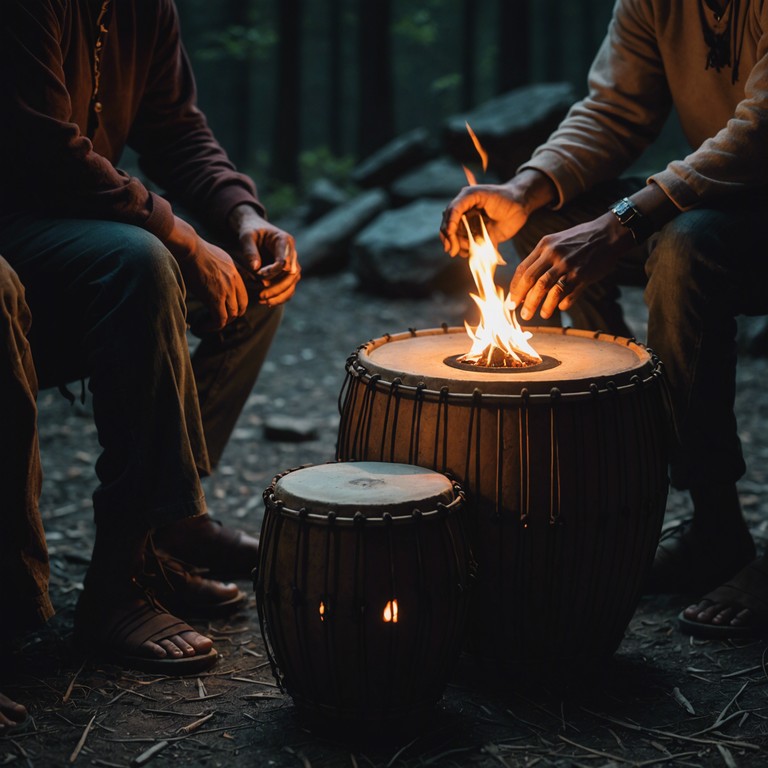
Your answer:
[442,0,768,638]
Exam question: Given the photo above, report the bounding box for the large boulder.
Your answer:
[295,188,389,275]
[350,199,470,297]
[442,82,577,179]
[350,127,437,189]
[389,156,497,206]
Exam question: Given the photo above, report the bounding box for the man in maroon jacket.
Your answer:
[0,0,301,701]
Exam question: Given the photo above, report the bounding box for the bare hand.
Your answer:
[167,217,248,331]
[230,205,300,306]
[439,183,529,258]
[510,212,633,321]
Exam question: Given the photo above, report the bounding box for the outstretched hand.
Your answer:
[509,211,633,321]
[167,216,248,332]
[230,205,300,307]
[439,183,529,258]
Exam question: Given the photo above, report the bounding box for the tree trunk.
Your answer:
[271,0,303,183]
[356,0,394,158]
[497,0,530,92]
[327,0,343,154]
[461,0,478,109]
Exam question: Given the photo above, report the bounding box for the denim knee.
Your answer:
[94,226,186,322]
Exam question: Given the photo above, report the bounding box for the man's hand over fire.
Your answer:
[167,216,248,331]
[230,204,300,307]
[510,212,633,322]
[440,183,528,258]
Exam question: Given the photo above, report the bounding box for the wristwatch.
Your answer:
[610,197,654,245]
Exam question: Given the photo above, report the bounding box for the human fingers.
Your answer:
[538,271,573,320]
[239,231,262,273]
[257,266,301,306]
[257,236,299,280]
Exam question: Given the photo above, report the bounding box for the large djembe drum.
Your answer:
[337,326,670,664]
[255,461,472,726]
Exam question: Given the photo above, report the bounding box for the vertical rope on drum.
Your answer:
[464,389,483,497]
[293,508,318,702]
[409,509,429,700]
[379,379,396,462]
[549,388,562,525]
[322,511,341,709]
[341,367,364,460]
[389,379,403,463]
[352,511,369,709]
[355,374,377,462]
[607,380,626,517]
[410,382,426,465]
[438,494,467,676]
[336,366,354,459]
[519,389,530,526]
[383,512,399,712]
[433,387,450,473]
[361,374,381,461]
[256,493,286,691]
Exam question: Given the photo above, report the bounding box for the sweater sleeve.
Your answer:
[650,31,768,209]
[519,0,673,208]
[126,0,265,234]
[0,0,174,240]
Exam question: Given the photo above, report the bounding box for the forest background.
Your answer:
[172,0,627,214]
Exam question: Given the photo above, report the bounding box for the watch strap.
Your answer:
[610,197,654,245]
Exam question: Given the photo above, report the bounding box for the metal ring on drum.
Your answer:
[254,461,473,728]
[336,326,671,665]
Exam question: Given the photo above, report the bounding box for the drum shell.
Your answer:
[336,328,670,663]
[255,466,472,724]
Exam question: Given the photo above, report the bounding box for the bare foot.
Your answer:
[0,692,27,730]
[679,556,768,638]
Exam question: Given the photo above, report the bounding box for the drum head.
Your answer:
[358,327,653,395]
[273,461,455,517]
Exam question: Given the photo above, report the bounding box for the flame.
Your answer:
[319,600,326,621]
[459,214,541,367]
[458,125,541,368]
[383,599,399,623]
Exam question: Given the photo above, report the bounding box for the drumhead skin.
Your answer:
[273,461,456,517]
[358,326,653,396]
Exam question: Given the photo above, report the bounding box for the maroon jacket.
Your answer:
[0,0,263,241]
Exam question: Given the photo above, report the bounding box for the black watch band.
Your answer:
[610,197,654,245]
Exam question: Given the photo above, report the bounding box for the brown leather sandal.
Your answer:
[678,557,768,639]
[152,514,259,580]
[140,550,248,619]
[645,518,756,595]
[74,584,218,675]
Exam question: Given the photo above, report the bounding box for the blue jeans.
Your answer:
[515,180,768,491]
[0,214,282,630]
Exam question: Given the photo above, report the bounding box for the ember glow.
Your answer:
[383,599,399,623]
[458,124,541,368]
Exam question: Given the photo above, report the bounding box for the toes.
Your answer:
[180,630,213,654]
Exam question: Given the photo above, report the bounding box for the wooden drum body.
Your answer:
[255,461,472,725]
[337,327,670,664]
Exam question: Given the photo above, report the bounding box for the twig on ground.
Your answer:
[67,714,95,764]
[130,739,170,767]
[62,660,86,704]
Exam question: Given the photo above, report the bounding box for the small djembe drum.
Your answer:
[255,461,472,726]
[336,326,670,664]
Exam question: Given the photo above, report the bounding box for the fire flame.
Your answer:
[383,599,399,623]
[458,124,541,368]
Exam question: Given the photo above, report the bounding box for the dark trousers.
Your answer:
[514,179,768,491]
[0,215,282,631]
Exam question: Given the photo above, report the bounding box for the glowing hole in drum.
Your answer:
[319,601,326,622]
[383,600,399,623]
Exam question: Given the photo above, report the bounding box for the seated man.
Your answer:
[441,0,768,637]
[0,0,301,691]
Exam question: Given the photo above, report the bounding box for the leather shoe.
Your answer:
[152,514,259,580]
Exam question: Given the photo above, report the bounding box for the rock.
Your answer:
[304,178,350,223]
[738,316,768,357]
[350,127,436,188]
[389,157,496,205]
[350,199,471,297]
[442,82,577,179]
[295,188,389,274]
[263,414,319,442]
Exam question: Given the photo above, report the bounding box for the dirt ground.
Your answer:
[2,268,767,767]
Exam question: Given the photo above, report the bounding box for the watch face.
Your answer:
[613,199,633,219]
